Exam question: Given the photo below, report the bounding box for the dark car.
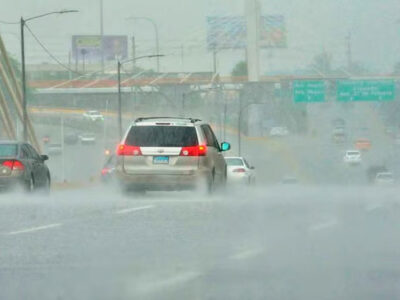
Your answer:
[0,141,51,192]
[64,133,79,145]
[101,154,116,183]
[367,165,388,184]
[332,118,346,128]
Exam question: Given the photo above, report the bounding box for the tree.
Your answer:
[393,62,400,75]
[350,62,369,76]
[311,51,332,74]
[231,61,248,77]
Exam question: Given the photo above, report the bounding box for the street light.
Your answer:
[117,54,164,139]
[126,17,160,73]
[20,9,78,142]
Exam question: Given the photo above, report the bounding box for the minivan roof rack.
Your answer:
[134,117,202,123]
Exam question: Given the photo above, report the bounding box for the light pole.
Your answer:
[117,54,164,139]
[20,9,78,142]
[181,86,220,118]
[126,17,160,73]
[238,101,263,156]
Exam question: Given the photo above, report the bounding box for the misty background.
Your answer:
[1,0,400,75]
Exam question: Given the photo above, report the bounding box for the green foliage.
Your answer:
[393,62,400,75]
[312,51,332,74]
[231,61,248,77]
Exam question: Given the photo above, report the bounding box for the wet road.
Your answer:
[0,186,400,300]
[1,104,397,299]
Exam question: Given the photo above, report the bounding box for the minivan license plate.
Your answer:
[153,156,169,164]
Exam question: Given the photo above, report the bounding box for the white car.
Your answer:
[47,143,62,155]
[79,133,96,144]
[375,172,394,185]
[343,150,361,165]
[270,126,289,137]
[394,135,400,146]
[83,110,104,122]
[225,157,255,185]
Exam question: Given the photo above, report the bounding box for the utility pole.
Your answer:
[181,92,186,117]
[81,49,87,72]
[100,0,105,73]
[61,114,65,182]
[117,61,122,139]
[20,17,27,142]
[181,44,184,72]
[131,36,136,72]
[213,47,217,74]
[68,51,72,80]
[245,0,261,82]
[346,32,352,72]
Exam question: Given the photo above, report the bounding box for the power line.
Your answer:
[24,24,82,75]
[0,20,19,25]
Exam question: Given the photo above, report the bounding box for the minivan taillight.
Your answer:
[2,160,24,171]
[233,168,246,173]
[180,145,207,156]
[116,144,142,156]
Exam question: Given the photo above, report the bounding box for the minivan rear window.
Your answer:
[126,126,198,147]
[0,144,17,157]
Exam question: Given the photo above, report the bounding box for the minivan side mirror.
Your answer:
[221,142,230,152]
[41,154,49,161]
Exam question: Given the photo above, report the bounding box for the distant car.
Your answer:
[270,126,289,137]
[343,150,361,165]
[48,143,62,155]
[385,126,397,138]
[79,133,96,144]
[83,110,104,122]
[367,165,388,184]
[355,138,371,151]
[101,155,116,183]
[0,141,50,192]
[64,133,79,145]
[281,176,298,185]
[332,127,346,143]
[375,172,394,185]
[225,157,255,185]
[332,118,346,128]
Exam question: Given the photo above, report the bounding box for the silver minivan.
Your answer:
[115,117,231,193]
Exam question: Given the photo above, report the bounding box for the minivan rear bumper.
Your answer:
[116,170,209,191]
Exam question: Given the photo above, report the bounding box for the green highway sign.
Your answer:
[337,80,395,102]
[293,80,325,103]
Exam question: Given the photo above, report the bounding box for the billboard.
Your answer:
[72,35,128,62]
[207,15,287,50]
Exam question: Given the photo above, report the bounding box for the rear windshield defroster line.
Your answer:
[126,126,198,147]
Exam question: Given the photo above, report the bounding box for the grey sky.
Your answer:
[1,0,399,74]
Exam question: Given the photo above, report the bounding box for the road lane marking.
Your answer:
[137,271,202,294]
[115,205,155,215]
[8,223,62,235]
[229,247,264,260]
[309,219,338,232]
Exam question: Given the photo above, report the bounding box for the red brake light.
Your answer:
[2,161,14,169]
[116,144,142,156]
[2,160,24,171]
[101,168,109,175]
[180,145,207,156]
[233,168,246,173]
